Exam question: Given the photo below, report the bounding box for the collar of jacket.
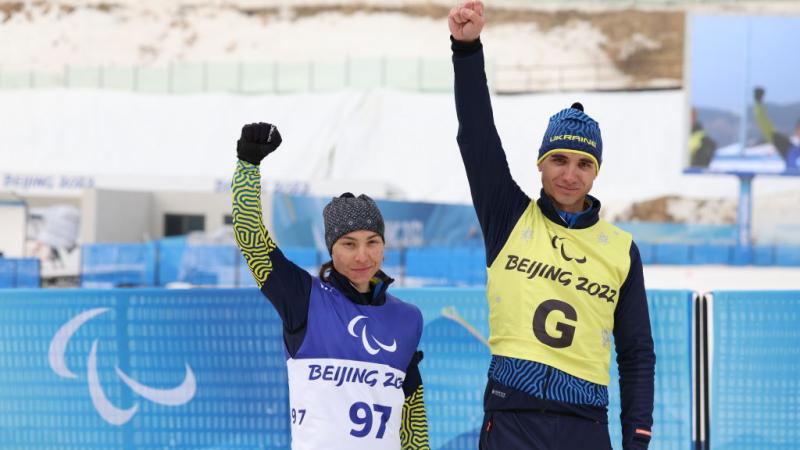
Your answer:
[328,268,394,306]
[536,188,601,230]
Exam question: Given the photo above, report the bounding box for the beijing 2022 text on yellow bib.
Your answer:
[486,201,633,385]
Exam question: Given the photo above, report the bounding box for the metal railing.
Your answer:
[0,58,454,94]
[0,56,682,94]
[493,58,682,92]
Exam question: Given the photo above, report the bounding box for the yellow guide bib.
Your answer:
[486,201,633,385]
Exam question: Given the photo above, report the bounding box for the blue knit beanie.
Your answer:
[537,102,602,172]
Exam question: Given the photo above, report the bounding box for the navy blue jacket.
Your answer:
[452,37,655,450]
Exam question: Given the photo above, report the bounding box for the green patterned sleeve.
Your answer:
[401,385,430,450]
[231,160,278,287]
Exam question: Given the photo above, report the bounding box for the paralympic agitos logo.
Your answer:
[551,234,587,264]
[347,315,397,355]
[48,308,196,425]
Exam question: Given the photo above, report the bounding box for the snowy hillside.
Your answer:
[1,0,686,92]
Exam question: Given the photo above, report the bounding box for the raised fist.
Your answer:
[236,122,282,165]
[754,87,765,103]
[448,1,485,43]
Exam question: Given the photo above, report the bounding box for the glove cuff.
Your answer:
[236,140,268,166]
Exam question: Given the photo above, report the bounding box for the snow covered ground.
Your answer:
[644,264,800,291]
[0,1,620,73]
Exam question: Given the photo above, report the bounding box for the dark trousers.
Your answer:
[479,409,612,450]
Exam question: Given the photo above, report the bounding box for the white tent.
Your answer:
[6,88,799,207]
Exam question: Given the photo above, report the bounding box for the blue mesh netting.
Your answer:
[607,290,694,450]
[0,289,288,449]
[710,291,800,450]
[0,288,694,449]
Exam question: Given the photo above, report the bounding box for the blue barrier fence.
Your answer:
[405,247,487,287]
[77,241,800,289]
[0,258,40,288]
[0,289,289,449]
[0,288,696,449]
[81,243,156,288]
[608,290,694,450]
[709,291,800,450]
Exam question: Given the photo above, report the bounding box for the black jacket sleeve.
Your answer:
[452,38,530,266]
[613,241,656,449]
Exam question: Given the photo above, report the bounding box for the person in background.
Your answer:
[231,122,429,450]
[754,86,800,170]
[447,2,656,449]
[688,107,717,168]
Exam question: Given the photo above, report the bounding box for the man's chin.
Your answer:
[554,195,580,208]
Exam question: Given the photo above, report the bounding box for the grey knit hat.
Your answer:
[323,193,385,254]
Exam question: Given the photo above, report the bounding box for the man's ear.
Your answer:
[537,162,543,173]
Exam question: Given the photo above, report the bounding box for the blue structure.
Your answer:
[0,288,705,449]
[0,258,40,288]
[81,242,156,287]
[73,240,800,290]
[709,291,800,449]
[0,289,289,449]
[608,290,694,450]
[680,168,800,266]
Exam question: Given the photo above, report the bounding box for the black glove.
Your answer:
[754,87,765,103]
[236,122,282,165]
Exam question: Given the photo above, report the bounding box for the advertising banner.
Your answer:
[688,15,800,175]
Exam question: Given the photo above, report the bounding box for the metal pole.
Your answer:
[737,18,752,156]
[732,19,754,266]
[736,174,753,264]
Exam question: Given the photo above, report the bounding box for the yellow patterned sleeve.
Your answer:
[401,385,430,450]
[754,101,776,144]
[231,160,278,287]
